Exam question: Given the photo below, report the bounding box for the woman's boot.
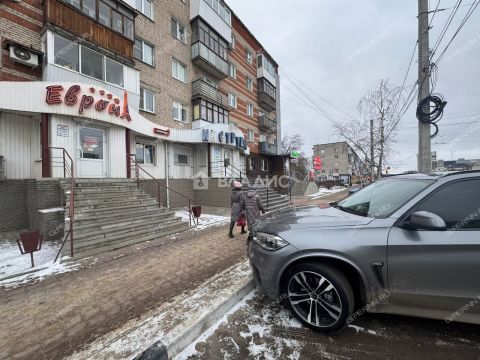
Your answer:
[228,221,235,238]
[241,226,247,234]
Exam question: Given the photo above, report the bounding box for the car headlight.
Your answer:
[253,232,289,251]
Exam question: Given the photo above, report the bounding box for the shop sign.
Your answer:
[313,156,322,170]
[45,85,131,121]
[291,150,301,159]
[153,127,170,137]
[201,129,246,149]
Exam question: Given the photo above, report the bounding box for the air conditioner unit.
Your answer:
[9,45,39,67]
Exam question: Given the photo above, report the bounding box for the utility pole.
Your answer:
[418,0,432,173]
[370,118,375,180]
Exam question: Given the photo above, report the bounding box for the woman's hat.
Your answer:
[232,181,242,189]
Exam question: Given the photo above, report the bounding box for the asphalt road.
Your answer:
[178,290,480,360]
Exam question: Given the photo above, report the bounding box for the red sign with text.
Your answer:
[313,156,322,170]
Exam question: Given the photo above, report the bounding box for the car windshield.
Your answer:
[335,178,434,218]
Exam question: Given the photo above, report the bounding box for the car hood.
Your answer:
[254,205,374,233]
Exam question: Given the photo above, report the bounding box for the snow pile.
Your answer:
[308,187,345,199]
[175,211,230,230]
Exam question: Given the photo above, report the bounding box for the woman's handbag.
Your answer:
[237,214,246,227]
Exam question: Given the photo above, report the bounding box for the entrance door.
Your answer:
[78,127,105,178]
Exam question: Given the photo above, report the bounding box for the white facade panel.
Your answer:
[130,135,166,179]
[109,126,127,178]
[0,112,41,179]
[168,143,194,179]
[190,0,232,41]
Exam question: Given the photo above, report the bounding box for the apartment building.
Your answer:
[0,0,282,184]
[312,142,367,183]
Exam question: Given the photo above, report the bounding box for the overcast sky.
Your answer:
[228,0,480,171]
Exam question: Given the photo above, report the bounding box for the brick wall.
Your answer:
[0,179,62,232]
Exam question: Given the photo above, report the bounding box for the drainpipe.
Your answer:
[165,141,170,208]
[41,113,51,178]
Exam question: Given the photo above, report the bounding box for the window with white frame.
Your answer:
[203,0,231,25]
[228,93,237,108]
[140,87,155,113]
[261,159,269,171]
[230,35,235,49]
[134,38,154,66]
[229,64,237,79]
[246,49,253,64]
[171,18,186,43]
[247,103,254,117]
[172,101,188,122]
[246,77,253,92]
[136,142,155,164]
[259,134,266,142]
[174,145,190,165]
[53,35,124,87]
[248,130,254,142]
[172,59,187,82]
[136,0,153,19]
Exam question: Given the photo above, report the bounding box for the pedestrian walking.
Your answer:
[229,181,246,238]
[244,189,265,236]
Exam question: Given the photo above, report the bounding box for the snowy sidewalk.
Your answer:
[1,219,246,360]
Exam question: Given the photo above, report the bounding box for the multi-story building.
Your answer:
[0,0,283,199]
[312,142,367,183]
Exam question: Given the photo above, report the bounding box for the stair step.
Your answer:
[66,221,189,254]
[73,199,158,210]
[74,216,181,241]
[75,202,161,215]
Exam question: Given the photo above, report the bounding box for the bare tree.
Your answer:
[281,134,309,180]
[281,134,305,155]
[334,79,406,178]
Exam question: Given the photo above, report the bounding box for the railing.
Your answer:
[192,79,228,106]
[50,147,75,261]
[192,41,229,78]
[0,156,5,181]
[210,160,246,182]
[259,142,277,155]
[128,154,195,226]
[258,115,277,133]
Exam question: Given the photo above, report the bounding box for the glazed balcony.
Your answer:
[257,78,277,112]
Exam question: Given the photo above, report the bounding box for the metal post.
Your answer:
[267,187,269,211]
[157,182,160,207]
[418,0,432,173]
[188,199,192,226]
[63,151,66,178]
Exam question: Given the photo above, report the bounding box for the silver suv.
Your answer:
[248,171,480,332]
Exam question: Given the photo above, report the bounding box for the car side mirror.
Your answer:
[408,211,447,231]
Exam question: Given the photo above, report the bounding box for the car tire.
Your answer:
[282,262,354,332]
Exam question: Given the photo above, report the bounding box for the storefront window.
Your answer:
[81,47,104,81]
[54,36,79,71]
[80,128,104,160]
[174,145,190,165]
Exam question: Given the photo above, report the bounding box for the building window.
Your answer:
[172,59,187,82]
[105,58,124,87]
[248,130,254,142]
[140,87,155,113]
[136,142,155,164]
[54,36,79,71]
[261,159,269,171]
[259,134,266,142]
[134,38,154,66]
[136,0,153,19]
[230,35,235,49]
[247,103,254,117]
[172,101,188,122]
[193,99,229,124]
[246,49,253,64]
[320,149,325,154]
[174,145,190,165]
[171,18,186,43]
[228,93,237,108]
[257,54,276,78]
[229,64,236,79]
[63,0,134,39]
[246,77,253,92]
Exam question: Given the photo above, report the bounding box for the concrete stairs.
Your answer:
[60,179,190,260]
[246,179,290,212]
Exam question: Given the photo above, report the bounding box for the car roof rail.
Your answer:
[440,170,480,178]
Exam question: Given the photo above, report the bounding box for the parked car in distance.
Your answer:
[248,171,480,332]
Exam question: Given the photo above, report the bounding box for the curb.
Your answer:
[136,275,255,360]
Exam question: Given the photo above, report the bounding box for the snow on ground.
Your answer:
[0,232,80,288]
[308,187,346,199]
[175,211,230,230]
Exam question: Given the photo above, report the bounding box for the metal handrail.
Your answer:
[128,154,195,226]
[49,147,75,261]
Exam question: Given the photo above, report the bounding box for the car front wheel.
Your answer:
[282,262,354,332]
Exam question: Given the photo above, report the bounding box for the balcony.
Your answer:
[192,42,229,79]
[258,115,277,133]
[45,0,134,59]
[259,142,277,155]
[257,78,277,112]
[190,0,232,42]
[192,79,228,106]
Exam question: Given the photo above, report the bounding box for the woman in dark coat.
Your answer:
[244,189,266,234]
[229,181,246,238]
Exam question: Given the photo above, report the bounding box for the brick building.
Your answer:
[313,142,367,183]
